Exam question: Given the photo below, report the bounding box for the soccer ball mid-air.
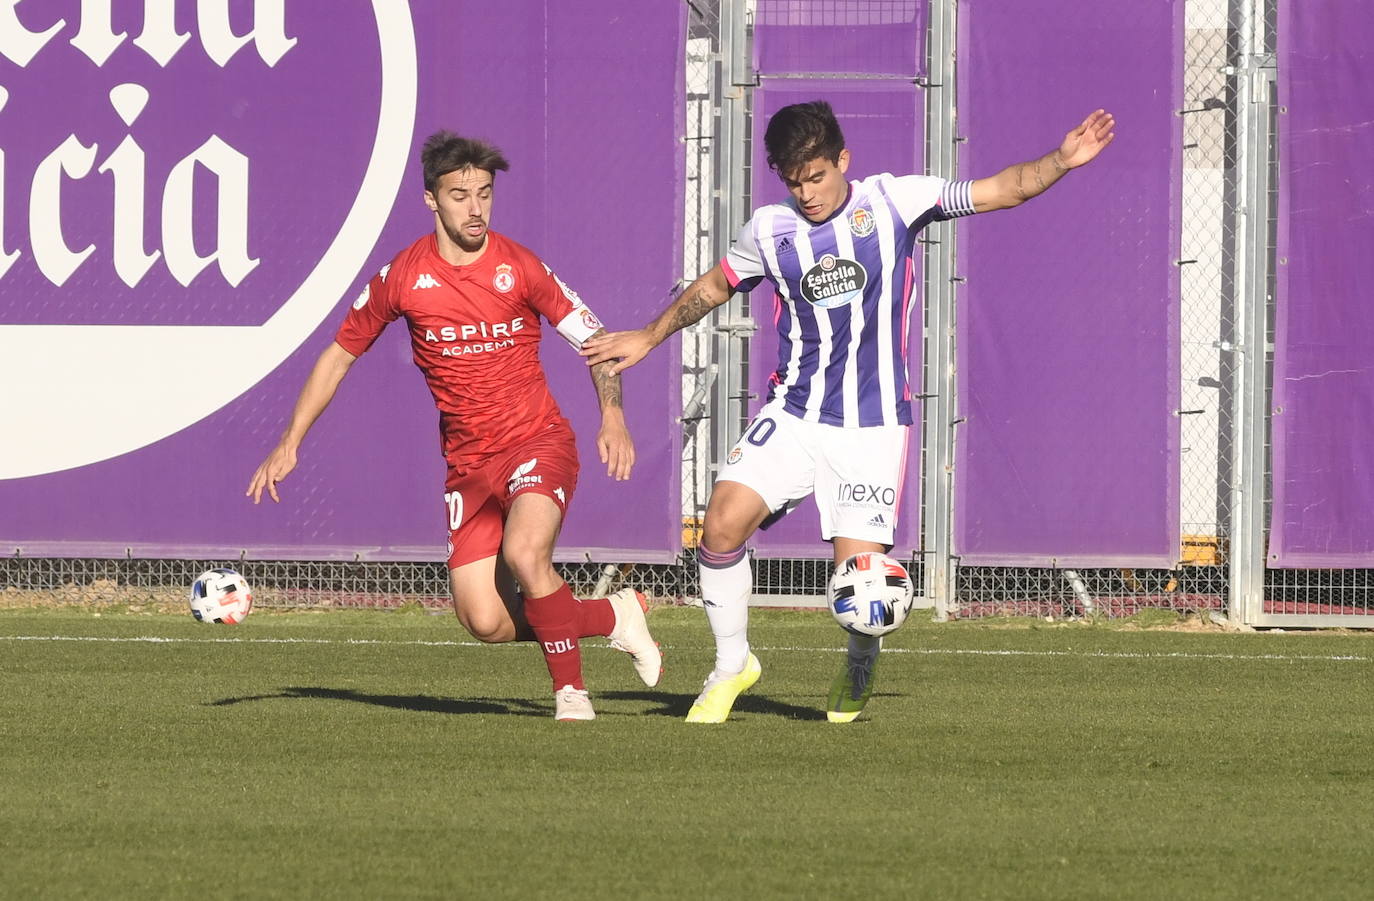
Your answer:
[189,568,254,624]
[827,552,915,637]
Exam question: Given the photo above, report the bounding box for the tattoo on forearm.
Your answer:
[1014,163,1029,202]
[592,360,623,408]
[1033,157,1048,192]
[668,288,714,333]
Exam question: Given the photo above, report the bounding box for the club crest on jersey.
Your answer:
[492,263,515,293]
[727,447,743,464]
[800,253,867,308]
[580,309,602,331]
[848,208,876,237]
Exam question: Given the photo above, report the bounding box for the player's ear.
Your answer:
[423,190,438,212]
[837,149,851,175]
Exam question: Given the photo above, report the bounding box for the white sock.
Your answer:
[698,544,751,674]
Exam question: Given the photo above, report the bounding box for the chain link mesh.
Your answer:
[0,555,699,610]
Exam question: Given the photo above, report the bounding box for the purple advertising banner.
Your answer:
[0,1,684,563]
[953,0,1181,566]
[754,0,925,77]
[1269,5,1374,567]
[746,80,924,558]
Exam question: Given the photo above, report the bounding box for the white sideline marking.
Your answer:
[0,634,1367,662]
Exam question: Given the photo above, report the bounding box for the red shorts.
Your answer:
[441,422,580,569]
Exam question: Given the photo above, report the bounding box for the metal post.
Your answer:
[921,0,959,619]
[711,0,756,473]
[1227,0,1275,626]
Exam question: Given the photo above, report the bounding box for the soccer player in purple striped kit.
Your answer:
[582,101,1115,723]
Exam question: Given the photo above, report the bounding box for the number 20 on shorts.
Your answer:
[444,491,464,530]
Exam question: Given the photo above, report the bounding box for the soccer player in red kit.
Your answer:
[246,132,661,720]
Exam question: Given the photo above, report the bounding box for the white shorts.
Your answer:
[718,400,911,545]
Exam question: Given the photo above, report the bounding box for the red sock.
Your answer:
[524,583,585,690]
[577,596,615,638]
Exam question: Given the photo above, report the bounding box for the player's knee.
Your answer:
[452,600,514,643]
[701,516,750,554]
[502,548,555,592]
[459,614,513,643]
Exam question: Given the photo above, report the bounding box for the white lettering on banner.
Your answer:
[0,90,16,279]
[28,134,96,287]
[3,12,281,292]
[0,3,419,479]
[11,84,259,288]
[0,0,296,68]
[96,84,159,286]
[161,136,260,287]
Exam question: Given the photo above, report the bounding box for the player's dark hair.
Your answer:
[421,131,510,193]
[764,101,846,177]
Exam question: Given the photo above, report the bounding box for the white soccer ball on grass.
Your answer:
[189,568,253,624]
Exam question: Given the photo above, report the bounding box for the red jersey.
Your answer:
[335,231,604,465]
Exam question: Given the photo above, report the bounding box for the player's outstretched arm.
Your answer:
[969,109,1115,213]
[246,342,358,504]
[586,330,635,481]
[579,264,734,375]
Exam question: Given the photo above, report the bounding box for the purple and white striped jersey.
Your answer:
[721,174,976,428]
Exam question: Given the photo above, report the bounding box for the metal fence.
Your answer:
[4,0,1369,629]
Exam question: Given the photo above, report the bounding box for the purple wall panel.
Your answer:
[953,0,1181,566]
[754,1,925,77]
[746,81,924,558]
[0,1,683,563]
[1270,5,1374,566]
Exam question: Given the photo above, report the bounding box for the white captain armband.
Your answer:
[554,304,605,349]
[938,179,976,218]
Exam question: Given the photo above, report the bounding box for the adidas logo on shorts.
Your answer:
[866,513,887,528]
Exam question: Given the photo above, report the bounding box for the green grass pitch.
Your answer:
[1,606,1370,900]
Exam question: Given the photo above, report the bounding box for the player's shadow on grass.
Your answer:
[599,690,827,721]
[209,686,547,717]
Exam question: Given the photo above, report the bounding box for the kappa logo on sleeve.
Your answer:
[352,284,370,310]
[413,273,441,290]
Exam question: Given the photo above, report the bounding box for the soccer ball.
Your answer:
[189,568,253,624]
[827,552,914,637]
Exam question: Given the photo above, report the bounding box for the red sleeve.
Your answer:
[335,263,401,356]
[522,253,606,349]
[523,253,578,324]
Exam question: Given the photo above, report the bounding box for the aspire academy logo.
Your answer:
[0,2,419,479]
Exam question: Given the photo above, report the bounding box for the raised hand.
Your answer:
[1058,109,1116,169]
